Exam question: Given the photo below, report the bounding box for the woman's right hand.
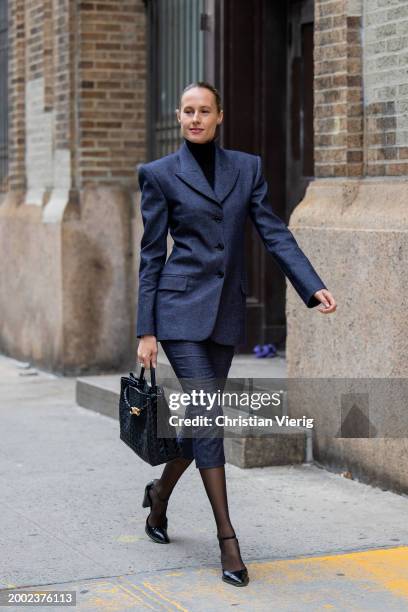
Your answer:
[137,335,158,369]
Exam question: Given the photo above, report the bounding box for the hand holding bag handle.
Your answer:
[130,361,156,389]
[125,362,156,414]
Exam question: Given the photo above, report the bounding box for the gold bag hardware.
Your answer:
[130,406,142,416]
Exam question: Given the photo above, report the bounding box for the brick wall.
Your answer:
[8,0,26,191]
[314,0,408,178]
[7,1,408,190]
[314,0,364,178]
[22,1,52,201]
[364,0,408,176]
[7,0,147,198]
[78,1,146,187]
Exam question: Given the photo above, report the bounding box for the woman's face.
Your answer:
[176,87,223,143]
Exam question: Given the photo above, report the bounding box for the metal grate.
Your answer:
[146,0,205,160]
[0,0,8,190]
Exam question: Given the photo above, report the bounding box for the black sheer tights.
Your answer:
[148,459,245,572]
[199,465,246,572]
[147,457,193,527]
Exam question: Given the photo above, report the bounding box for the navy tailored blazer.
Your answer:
[136,140,327,346]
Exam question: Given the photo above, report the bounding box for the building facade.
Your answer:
[1,0,408,489]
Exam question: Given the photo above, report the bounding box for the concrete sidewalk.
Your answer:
[1,354,408,611]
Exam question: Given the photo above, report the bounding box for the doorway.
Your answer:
[219,0,315,353]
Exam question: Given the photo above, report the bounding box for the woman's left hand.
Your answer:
[313,289,337,313]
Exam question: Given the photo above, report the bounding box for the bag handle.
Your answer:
[131,361,156,388]
[124,362,157,413]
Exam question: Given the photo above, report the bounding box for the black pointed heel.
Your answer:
[143,480,170,544]
[217,533,249,587]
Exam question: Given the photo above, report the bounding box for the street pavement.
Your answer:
[1,354,408,611]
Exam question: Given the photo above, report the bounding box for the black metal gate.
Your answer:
[145,0,206,159]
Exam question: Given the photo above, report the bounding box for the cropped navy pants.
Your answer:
[160,338,235,469]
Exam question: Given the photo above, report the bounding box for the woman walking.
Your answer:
[136,82,336,587]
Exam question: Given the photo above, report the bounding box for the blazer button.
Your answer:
[213,215,222,222]
[217,271,224,278]
[215,243,224,250]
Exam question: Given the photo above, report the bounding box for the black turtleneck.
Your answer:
[184,137,216,189]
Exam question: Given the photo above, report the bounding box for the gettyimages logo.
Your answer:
[155,378,408,439]
[337,393,377,438]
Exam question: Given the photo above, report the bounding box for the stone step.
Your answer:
[76,349,310,468]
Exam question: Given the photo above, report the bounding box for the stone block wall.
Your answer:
[287,0,408,493]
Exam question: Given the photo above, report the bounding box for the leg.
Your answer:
[147,456,193,528]
[197,340,246,573]
[199,465,246,573]
[162,339,247,577]
[146,339,215,529]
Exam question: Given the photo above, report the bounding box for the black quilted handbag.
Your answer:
[119,364,183,466]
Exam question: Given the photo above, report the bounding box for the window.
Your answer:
[146,0,205,159]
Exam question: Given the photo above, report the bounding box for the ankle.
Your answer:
[217,535,246,572]
[152,480,169,503]
[217,527,236,540]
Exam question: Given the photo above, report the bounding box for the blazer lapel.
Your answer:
[175,140,240,206]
